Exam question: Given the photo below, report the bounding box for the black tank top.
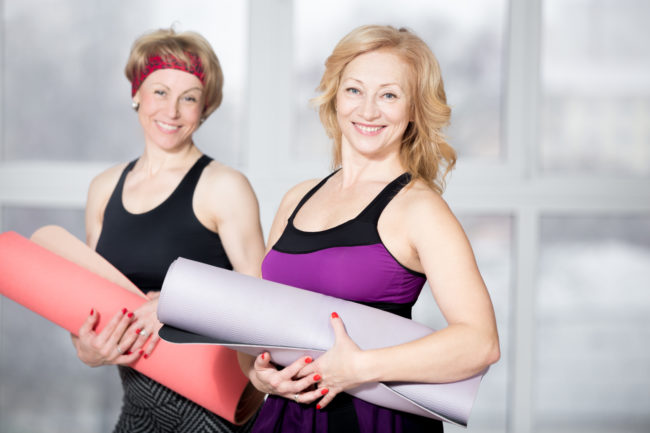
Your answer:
[96,155,232,293]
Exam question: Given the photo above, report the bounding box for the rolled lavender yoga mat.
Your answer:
[157,257,487,427]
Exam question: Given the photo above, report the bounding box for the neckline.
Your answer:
[119,155,207,216]
[290,172,410,235]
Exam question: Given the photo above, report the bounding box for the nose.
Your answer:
[166,99,180,118]
[360,95,380,120]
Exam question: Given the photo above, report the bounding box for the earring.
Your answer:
[132,101,140,111]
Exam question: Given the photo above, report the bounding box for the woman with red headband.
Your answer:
[71,28,264,432]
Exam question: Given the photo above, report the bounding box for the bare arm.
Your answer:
[85,165,125,250]
[356,190,500,382]
[201,167,266,278]
[297,186,500,408]
[73,164,145,366]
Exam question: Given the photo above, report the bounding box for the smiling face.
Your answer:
[133,68,204,152]
[335,49,412,162]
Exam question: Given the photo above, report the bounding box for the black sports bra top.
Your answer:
[96,155,232,293]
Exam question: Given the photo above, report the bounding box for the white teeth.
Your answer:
[356,124,382,133]
[156,121,180,131]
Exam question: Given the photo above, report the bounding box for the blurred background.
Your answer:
[0,0,648,432]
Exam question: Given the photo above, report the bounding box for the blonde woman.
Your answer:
[240,25,500,433]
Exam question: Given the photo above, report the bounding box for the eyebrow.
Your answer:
[150,82,203,94]
[342,77,404,88]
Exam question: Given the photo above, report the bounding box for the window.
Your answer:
[293,0,506,161]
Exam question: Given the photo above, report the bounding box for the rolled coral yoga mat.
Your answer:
[0,227,262,425]
[158,257,487,427]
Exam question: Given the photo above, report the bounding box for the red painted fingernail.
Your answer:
[316,404,321,410]
[305,357,312,364]
[261,353,265,360]
[313,374,321,381]
[90,308,94,315]
[126,351,132,355]
[136,329,141,334]
[139,350,144,355]
[331,312,339,319]
[127,312,134,318]
[144,354,149,359]
[321,388,329,395]
[122,308,127,314]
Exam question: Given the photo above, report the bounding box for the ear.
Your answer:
[132,92,141,111]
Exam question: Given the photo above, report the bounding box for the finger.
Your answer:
[330,311,349,340]
[296,385,331,405]
[120,322,142,351]
[77,308,99,338]
[253,352,272,370]
[116,347,144,366]
[95,308,129,345]
[104,309,135,347]
[280,356,314,380]
[142,333,160,358]
[314,387,337,410]
[289,372,323,397]
[116,324,141,354]
[132,324,149,347]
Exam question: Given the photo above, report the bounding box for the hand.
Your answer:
[297,312,364,409]
[249,352,324,405]
[129,291,163,358]
[71,307,143,367]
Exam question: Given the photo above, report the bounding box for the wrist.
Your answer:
[354,349,381,384]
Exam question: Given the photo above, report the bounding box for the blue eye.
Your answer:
[154,89,166,96]
[183,96,197,103]
[384,92,397,100]
[346,87,360,95]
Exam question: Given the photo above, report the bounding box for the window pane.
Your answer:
[536,215,650,431]
[3,0,247,165]
[540,0,650,176]
[413,215,511,432]
[294,0,506,161]
[0,206,123,432]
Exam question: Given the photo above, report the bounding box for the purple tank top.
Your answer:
[253,172,442,433]
[262,171,426,308]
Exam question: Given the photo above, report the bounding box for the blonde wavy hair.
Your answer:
[313,25,456,193]
[125,28,224,120]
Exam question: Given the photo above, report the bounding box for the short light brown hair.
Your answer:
[125,28,224,120]
[313,25,456,193]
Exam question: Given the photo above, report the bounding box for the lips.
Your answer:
[353,122,385,136]
[155,120,181,132]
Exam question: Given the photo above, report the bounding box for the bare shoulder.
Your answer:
[397,179,454,219]
[85,162,129,247]
[275,178,320,217]
[394,179,462,240]
[200,160,253,193]
[87,162,129,203]
[265,177,321,249]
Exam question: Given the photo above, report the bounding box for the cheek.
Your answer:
[335,93,356,117]
[137,95,160,115]
[181,106,203,124]
[386,105,411,127]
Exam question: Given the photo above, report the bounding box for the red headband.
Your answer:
[131,53,206,97]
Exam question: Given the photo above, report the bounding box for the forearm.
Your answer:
[357,324,500,384]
